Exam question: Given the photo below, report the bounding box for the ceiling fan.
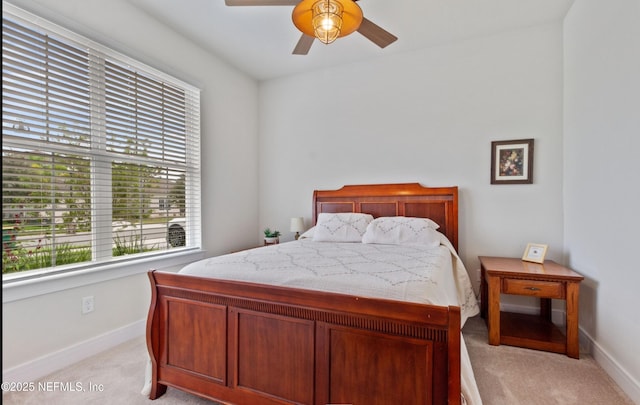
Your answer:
[224,0,398,55]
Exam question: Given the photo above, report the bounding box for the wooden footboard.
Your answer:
[147,270,462,405]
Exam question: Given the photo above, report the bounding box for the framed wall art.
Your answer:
[491,139,534,184]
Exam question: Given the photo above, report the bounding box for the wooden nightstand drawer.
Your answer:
[503,278,564,298]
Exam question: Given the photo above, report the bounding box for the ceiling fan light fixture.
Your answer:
[292,0,363,44]
[312,0,343,44]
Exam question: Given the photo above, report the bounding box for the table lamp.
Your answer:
[290,217,305,240]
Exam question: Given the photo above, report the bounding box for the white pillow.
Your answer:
[298,226,315,239]
[362,216,441,247]
[313,213,374,242]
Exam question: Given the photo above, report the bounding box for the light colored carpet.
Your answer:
[3,316,634,404]
[462,316,634,405]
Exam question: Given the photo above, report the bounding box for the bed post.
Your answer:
[146,270,167,399]
[448,305,461,405]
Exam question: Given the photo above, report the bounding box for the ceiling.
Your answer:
[126,0,575,81]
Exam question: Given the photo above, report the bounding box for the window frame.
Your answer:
[2,3,202,289]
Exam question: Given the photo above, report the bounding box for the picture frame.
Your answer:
[522,243,548,264]
[491,139,534,184]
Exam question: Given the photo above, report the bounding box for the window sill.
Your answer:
[2,249,206,303]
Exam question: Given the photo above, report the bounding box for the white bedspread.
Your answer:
[146,236,482,404]
[181,237,479,324]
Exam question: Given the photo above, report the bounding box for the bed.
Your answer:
[145,183,481,405]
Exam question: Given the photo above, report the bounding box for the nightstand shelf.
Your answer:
[479,256,584,358]
[499,312,566,354]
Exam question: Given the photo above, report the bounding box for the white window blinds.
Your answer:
[2,5,201,277]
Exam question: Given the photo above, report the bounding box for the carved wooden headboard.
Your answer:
[313,183,459,250]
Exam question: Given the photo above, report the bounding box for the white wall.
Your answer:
[258,23,565,284]
[563,0,640,401]
[3,0,259,375]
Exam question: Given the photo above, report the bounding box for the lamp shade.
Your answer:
[290,217,305,233]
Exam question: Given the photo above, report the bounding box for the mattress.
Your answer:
[181,239,478,323]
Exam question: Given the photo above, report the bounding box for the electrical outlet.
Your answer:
[82,296,94,314]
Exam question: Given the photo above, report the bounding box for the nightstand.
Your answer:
[479,256,584,358]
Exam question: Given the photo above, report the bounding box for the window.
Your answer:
[2,5,201,278]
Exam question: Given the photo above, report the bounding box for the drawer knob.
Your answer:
[525,287,541,291]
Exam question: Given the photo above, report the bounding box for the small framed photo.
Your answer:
[522,243,548,263]
[491,139,534,184]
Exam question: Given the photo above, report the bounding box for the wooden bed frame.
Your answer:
[147,183,462,405]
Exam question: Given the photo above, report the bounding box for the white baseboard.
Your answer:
[579,328,640,404]
[2,319,145,384]
[501,302,639,403]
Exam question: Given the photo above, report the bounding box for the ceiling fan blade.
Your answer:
[357,17,398,49]
[293,34,315,55]
[225,0,300,5]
